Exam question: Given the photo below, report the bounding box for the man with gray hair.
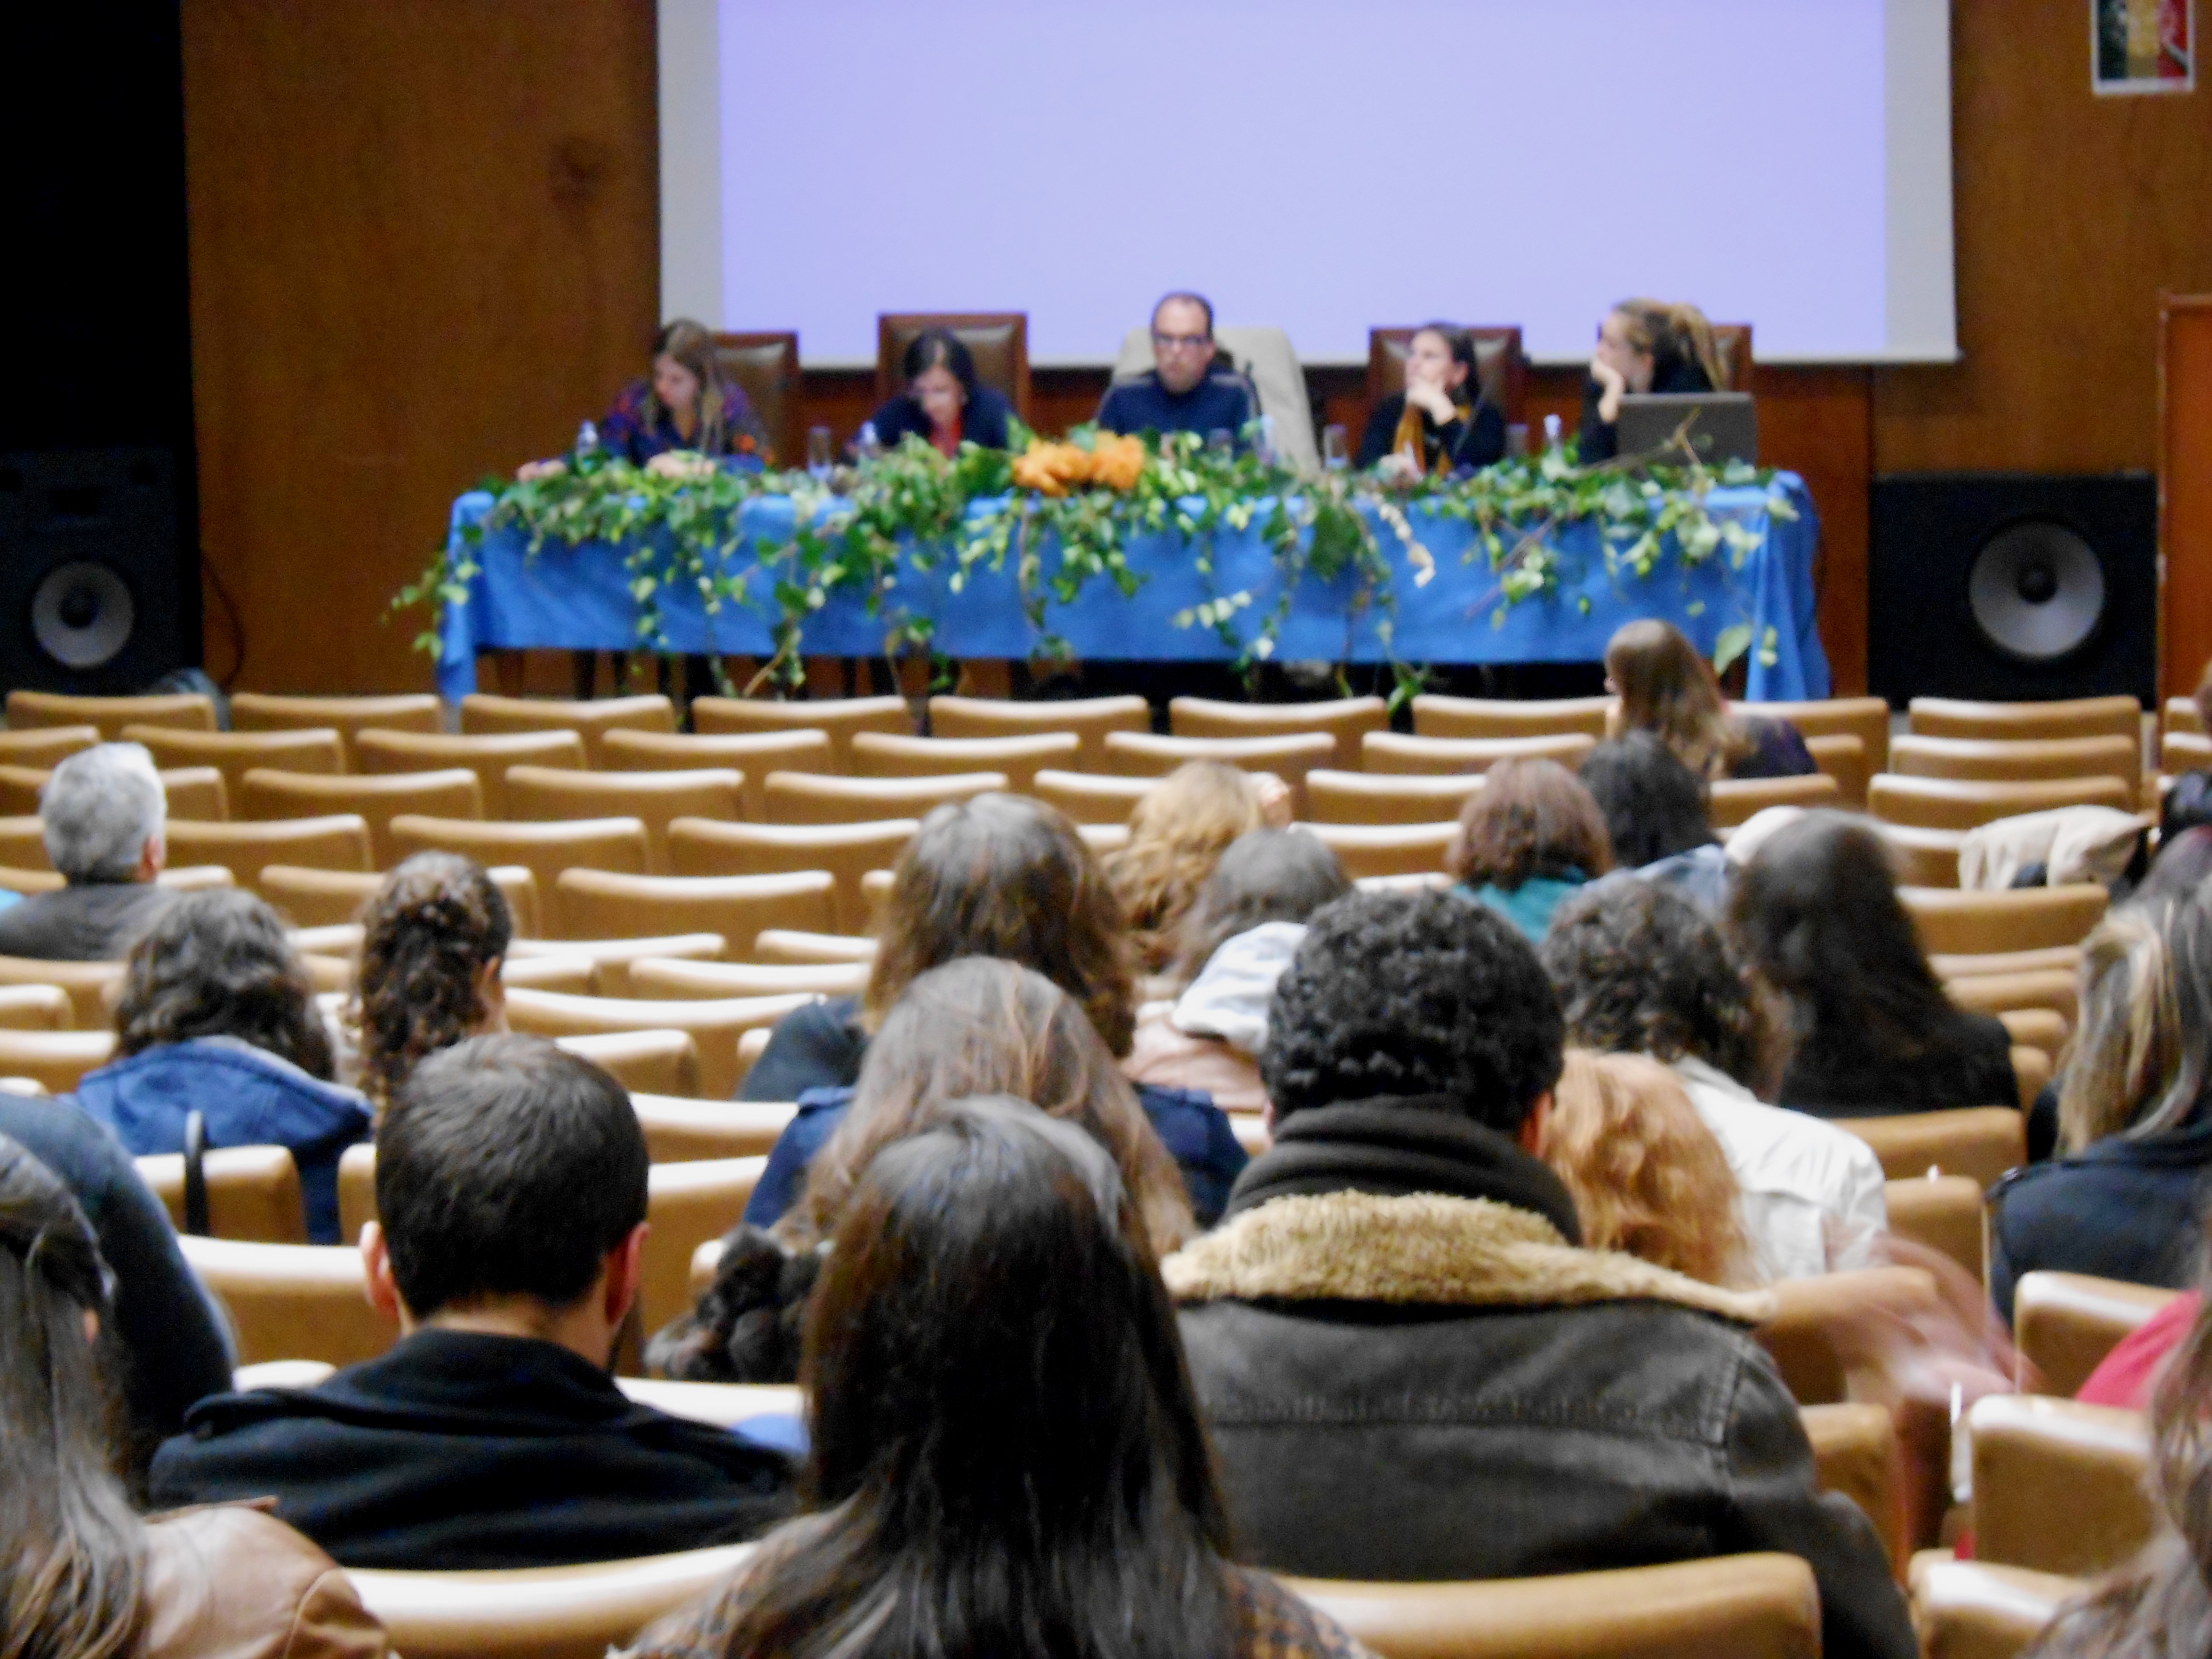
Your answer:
[0,742,176,961]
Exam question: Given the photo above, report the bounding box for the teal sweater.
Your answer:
[1455,872,1588,943]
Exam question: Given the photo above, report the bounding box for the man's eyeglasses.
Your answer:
[1153,332,1212,353]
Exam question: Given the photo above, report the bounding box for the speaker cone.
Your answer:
[31,560,135,670]
[1967,519,2105,663]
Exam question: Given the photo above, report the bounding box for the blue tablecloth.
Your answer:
[437,476,1828,703]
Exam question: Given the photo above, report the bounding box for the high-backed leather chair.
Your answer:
[1908,1553,2078,1659]
[712,330,800,468]
[1969,1394,2157,1579]
[1710,324,1754,391]
[1367,326,1528,428]
[877,313,1029,425]
[2013,1269,2184,1397]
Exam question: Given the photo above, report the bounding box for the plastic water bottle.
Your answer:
[577,419,599,456]
[856,421,882,462]
[1542,413,1562,454]
[1256,413,1278,467]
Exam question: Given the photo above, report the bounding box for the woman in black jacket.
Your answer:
[1578,297,1722,462]
[1355,323,1505,475]
[864,328,1013,456]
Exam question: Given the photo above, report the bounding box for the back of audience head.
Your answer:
[1577,732,1714,868]
[1169,827,1349,985]
[370,1035,646,1357]
[1604,618,1744,780]
[2059,880,2212,1154]
[1541,881,1772,1092]
[353,853,513,1108]
[41,742,165,886]
[710,1100,1230,1659]
[0,1131,143,1659]
[2139,825,2212,910]
[1448,758,1612,895]
[1110,761,1274,974]
[1263,890,1563,1141]
[793,958,1192,1255]
[2161,771,2212,850]
[870,793,1134,1054]
[116,888,333,1081]
[1543,1051,1751,1287]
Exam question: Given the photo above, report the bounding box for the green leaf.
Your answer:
[1712,623,1754,674]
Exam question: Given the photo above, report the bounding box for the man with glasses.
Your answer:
[1098,291,1257,447]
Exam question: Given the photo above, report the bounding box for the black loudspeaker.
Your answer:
[0,449,190,696]
[1870,472,2157,706]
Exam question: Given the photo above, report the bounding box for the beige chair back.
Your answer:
[0,985,70,1031]
[136,1145,309,1244]
[0,955,121,1028]
[177,1234,397,1367]
[260,863,541,937]
[926,693,1149,769]
[0,817,49,870]
[0,724,101,765]
[616,1376,803,1427]
[1970,1394,2156,1579]
[389,817,647,934]
[553,868,835,955]
[553,1029,703,1098]
[507,934,726,998]
[630,1094,799,1163]
[763,769,1003,825]
[2164,696,2206,737]
[2161,728,2212,773]
[239,769,485,866]
[643,1157,767,1333]
[1031,769,1153,824]
[1946,968,2078,1031]
[9,690,215,738]
[0,864,59,897]
[122,724,344,802]
[2013,1270,2184,1395]
[850,730,1075,792]
[1901,885,2109,957]
[229,693,441,762]
[0,763,228,823]
[1411,694,1612,742]
[754,929,876,965]
[461,693,675,764]
[1908,1554,2078,1659]
[1870,773,2133,831]
[601,727,833,817]
[1758,1265,1942,1405]
[505,767,743,870]
[1885,1174,1987,1285]
[630,957,869,1002]
[503,988,815,1099]
[1708,772,1841,828]
[165,815,373,891]
[1801,1402,1903,1572]
[1801,733,1869,809]
[498,953,596,995]
[1169,695,1387,771]
[667,817,914,934]
[358,728,588,817]
[1362,731,1597,776]
[1102,733,1333,807]
[1873,822,1965,888]
[1731,696,1893,774]
[2011,1046,2052,1112]
[691,694,913,768]
[1909,695,2142,746]
[0,1028,116,1092]
[1893,733,2140,792]
[1833,1107,2026,1187]
[1303,821,1456,881]
[1303,769,1485,826]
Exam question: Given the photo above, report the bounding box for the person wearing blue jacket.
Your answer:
[67,889,371,1244]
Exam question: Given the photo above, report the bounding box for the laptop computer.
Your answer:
[1613,392,1758,466]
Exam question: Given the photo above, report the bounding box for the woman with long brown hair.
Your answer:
[351,852,512,1112]
[1447,757,1613,942]
[1605,617,1816,781]
[1109,761,1289,975]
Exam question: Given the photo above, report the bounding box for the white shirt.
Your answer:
[1670,1055,1888,1283]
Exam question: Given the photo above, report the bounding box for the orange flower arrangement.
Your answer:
[1088,432,1147,491]
[1010,433,1149,496]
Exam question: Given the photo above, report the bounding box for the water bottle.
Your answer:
[1542,413,1562,454]
[575,419,601,473]
[1256,413,1278,467]
[856,421,882,462]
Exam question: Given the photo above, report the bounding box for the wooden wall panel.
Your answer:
[183,0,659,695]
[2162,298,2212,702]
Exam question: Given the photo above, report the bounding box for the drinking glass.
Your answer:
[806,426,834,480]
[1207,428,1234,457]
[1322,425,1349,471]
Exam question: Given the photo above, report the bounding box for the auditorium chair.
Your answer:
[1801,734,1869,810]
[763,769,1004,825]
[1170,695,1389,772]
[1870,773,2134,831]
[135,1145,308,1244]
[1874,821,1966,888]
[1286,1552,1819,1659]
[337,1144,376,1242]
[553,1030,703,1098]
[601,726,834,817]
[1032,769,1155,824]
[1901,885,2109,958]
[1354,872,1452,896]
[667,817,915,934]
[357,728,588,818]
[498,953,596,995]
[165,815,373,892]
[7,689,216,738]
[1410,693,1612,743]
[0,763,228,822]
[0,984,70,1031]
[0,865,58,897]
[848,730,1074,793]
[1732,696,1892,774]
[642,1155,767,1334]
[926,693,1150,769]
[754,929,875,965]
[505,766,743,870]
[261,862,542,936]
[1969,1394,2156,1579]
[1303,769,1484,826]
[1361,731,1598,776]
[631,958,870,1001]
[2164,696,2204,738]
[229,691,442,763]
[1303,822,1456,882]
[389,817,648,933]
[1708,772,1840,828]
[692,694,914,769]
[507,933,726,998]
[617,1377,804,1428]
[1833,1107,2027,1188]
[630,1094,800,1163]
[2012,1270,2183,1396]
[122,724,344,802]
[1945,968,2079,1032]
[1800,1400,1905,1571]
[0,817,48,869]
[553,868,835,955]
[0,723,100,765]
[713,329,800,466]
[238,768,484,866]
[858,869,893,928]
[347,1543,755,1659]
[1995,1009,2068,1067]
[1908,1553,2076,1659]
[878,312,1030,424]
[1884,1174,1987,1285]
[1102,733,1334,808]
[1367,325,1529,429]
[502,987,814,1099]
[1891,733,2140,793]
[1935,944,2083,981]
[461,692,677,765]
[176,1234,397,1368]
[0,955,121,1027]
[1909,695,2144,748]
[2162,728,2211,773]
[1759,1265,1943,1406]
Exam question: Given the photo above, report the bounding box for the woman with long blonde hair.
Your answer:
[1605,617,1816,781]
[1108,761,1288,974]
[1580,297,1725,463]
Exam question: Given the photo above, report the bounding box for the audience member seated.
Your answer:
[150,1036,794,1567]
[1110,761,1290,975]
[0,1134,390,1658]
[865,327,1013,456]
[1606,618,1815,780]
[2162,770,2212,852]
[352,852,513,1111]
[1543,882,1887,1280]
[1578,297,1723,463]
[1165,891,1912,1659]
[1126,828,1350,1114]
[1355,322,1507,476]
[1731,812,2017,1118]
[1578,732,1731,911]
[67,890,372,1244]
[740,794,1246,1222]
[1543,1048,1754,1286]
[1096,291,1259,446]
[2024,1260,2212,1658]
[626,1100,1368,1659]
[1447,757,1614,942]
[0,741,176,962]
[1990,883,2212,1318]
[2076,1287,2200,1410]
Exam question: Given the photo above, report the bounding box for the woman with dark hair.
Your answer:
[1731,813,2017,1118]
[740,794,1245,1222]
[1448,757,1613,941]
[1578,298,1723,464]
[351,852,513,1112]
[66,889,370,1244]
[626,1100,1367,1659]
[1577,733,1732,912]
[0,1132,390,1658]
[864,328,1014,456]
[1127,829,1352,1114]
[1605,618,1815,781]
[1355,323,1506,476]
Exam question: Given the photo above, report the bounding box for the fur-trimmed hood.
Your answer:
[1164,1188,1775,1323]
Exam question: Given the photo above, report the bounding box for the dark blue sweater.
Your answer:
[1097,367,1257,447]
[866,385,1015,451]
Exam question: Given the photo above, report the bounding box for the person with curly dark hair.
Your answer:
[66,889,370,1244]
[351,853,513,1112]
[1446,757,1612,942]
[1164,890,1913,1659]
[1540,881,1887,1281]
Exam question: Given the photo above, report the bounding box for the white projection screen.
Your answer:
[660,0,1955,367]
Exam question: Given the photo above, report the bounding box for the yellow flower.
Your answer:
[1011,442,1091,497]
[1089,433,1147,491]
